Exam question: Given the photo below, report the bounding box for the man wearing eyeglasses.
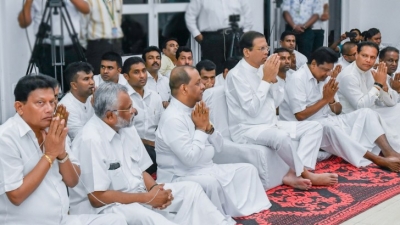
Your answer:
[335,42,357,69]
[122,57,164,175]
[225,31,338,190]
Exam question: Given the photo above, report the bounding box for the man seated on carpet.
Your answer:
[155,66,271,219]
[69,82,232,225]
[122,57,164,175]
[335,42,357,69]
[0,75,126,225]
[214,58,240,87]
[225,31,338,191]
[337,42,400,142]
[165,47,193,78]
[93,51,128,87]
[282,47,400,172]
[59,62,95,140]
[379,47,400,101]
[142,46,171,108]
[196,59,216,90]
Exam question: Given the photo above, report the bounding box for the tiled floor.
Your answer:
[340,194,400,225]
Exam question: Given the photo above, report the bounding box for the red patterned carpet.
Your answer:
[235,156,400,225]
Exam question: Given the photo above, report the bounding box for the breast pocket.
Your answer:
[106,160,127,191]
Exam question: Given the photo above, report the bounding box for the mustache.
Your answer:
[152,62,160,66]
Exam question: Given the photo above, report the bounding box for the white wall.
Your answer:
[0,1,33,123]
[342,0,400,48]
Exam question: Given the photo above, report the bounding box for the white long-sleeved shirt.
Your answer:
[214,73,226,87]
[276,70,297,121]
[294,50,308,70]
[155,97,223,182]
[145,72,171,102]
[388,74,400,103]
[59,92,94,140]
[335,56,351,69]
[284,64,339,121]
[185,0,253,37]
[225,59,287,142]
[93,74,127,87]
[337,62,397,113]
[126,85,164,142]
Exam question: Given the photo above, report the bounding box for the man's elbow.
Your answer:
[6,192,24,206]
[64,179,79,188]
[88,193,105,208]
[294,113,306,121]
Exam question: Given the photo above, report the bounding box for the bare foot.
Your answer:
[376,156,400,172]
[302,171,338,186]
[283,171,312,190]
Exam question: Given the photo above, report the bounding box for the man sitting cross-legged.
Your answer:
[225,31,338,190]
[69,82,231,225]
[155,66,271,219]
[0,75,126,225]
[283,47,400,172]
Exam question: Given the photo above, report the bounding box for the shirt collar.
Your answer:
[93,115,117,142]
[147,71,164,80]
[126,84,151,99]
[170,97,193,114]
[241,59,260,74]
[302,64,316,81]
[353,62,369,75]
[14,113,34,137]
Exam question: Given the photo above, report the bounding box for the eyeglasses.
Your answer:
[254,46,270,52]
[110,106,138,116]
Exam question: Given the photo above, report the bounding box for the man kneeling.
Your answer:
[69,82,231,225]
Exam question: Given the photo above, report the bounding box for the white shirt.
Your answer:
[81,0,123,40]
[337,62,397,113]
[0,114,79,224]
[276,70,297,121]
[145,72,171,102]
[312,0,328,30]
[281,0,323,25]
[69,115,152,214]
[126,85,164,142]
[388,74,400,103]
[159,54,175,76]
[31,0,82,45]
[155,98,223,182]
[214,73,226,87]
[185,0,253,37]
[93,74,127,88]
[335,56,351,69]
[285,64,339,121]
[225,59,285,142]
[59,92,94,140]
[294,50,308,70]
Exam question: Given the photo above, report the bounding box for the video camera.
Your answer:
[229,14,240,23]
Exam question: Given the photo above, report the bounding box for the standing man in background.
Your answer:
[185,0,253,74]
[282,0,323,59]
[312,0,329,51]
[18,0,90,93]
[82,0,123,75]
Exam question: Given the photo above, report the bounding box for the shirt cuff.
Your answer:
[258,80,272,95]
[369,86,380,97]
[192,30,201,38]
[4,179,23,193]
[194,129,209,143]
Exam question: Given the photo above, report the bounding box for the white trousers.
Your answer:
[244,121,323,176]
[64,213,127,225]
[175,163,270,218]
[101,181,232,225]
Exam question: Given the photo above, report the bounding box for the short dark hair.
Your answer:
[357,41,379,55]
[350,28,361,35]
[308,47,338,65]
[122,57,145,74]
[14,75,57,102]
[223,58,240,71]
[162,37,178,50]
[176,46,192,60]
[280,31,296,41]
[274,47,291,54]
[196,60,216,74]
[363,28,380,41]
[170,66,194,97]
[379,46,400,60]
[341,42,357,55]
[101,51,122,68]
[239,31,265,53]
[64,61,93,85]
[142,46,162,62]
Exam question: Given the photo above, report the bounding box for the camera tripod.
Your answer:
[225,16,243,60]
[26,0,86,93]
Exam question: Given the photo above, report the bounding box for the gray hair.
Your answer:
[94,82,128,119]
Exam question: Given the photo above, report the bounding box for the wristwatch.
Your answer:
[205,122,215,135]
[57,152,69,164]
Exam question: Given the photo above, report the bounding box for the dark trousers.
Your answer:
[312,29,325,52]
[286,25,314,59]
[37,44,82,93]
[86,38,122,75]
[144,144,157,175]
[201,31,240,74]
